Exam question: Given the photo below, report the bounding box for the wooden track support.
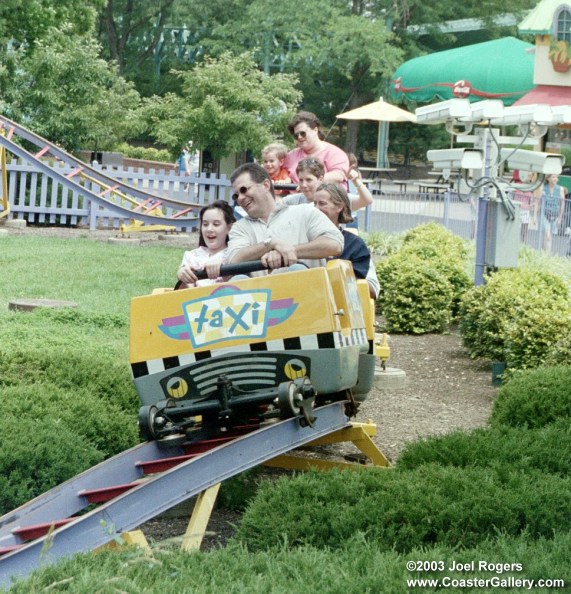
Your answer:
[0,140,9,219]
[168,422,390,552]
[263,421,391,471]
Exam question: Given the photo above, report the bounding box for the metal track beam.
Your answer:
[0,135,198,230]
[0,403,348,589]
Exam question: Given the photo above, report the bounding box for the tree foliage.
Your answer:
[143,52,302,158]
[0,0,104,49]
[4,29,142,151]
[0,0,547,157]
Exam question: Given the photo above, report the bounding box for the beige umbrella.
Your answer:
[337,97,417,123]
[337,97,416,168]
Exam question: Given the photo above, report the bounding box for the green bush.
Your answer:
[218,468,265,511]
[400,222,473,316]
[503,300,571,370]
[234,466,571,553]
[0,383,138,459]
[114,142,172,163]
[376,253,453,333]
[402,222,468,262]
[397,420,571,476]
[490,365,571,429]
[0,415,103,515]
[0,311,138,412]
[375,223,471,331]
[6,531,571,594]
[544,329,571,366]
[459,268,570,363]
[363,230,404,257]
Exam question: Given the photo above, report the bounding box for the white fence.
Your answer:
[2,161,233,230]
[3,161,570,257]
[361,189,571,258]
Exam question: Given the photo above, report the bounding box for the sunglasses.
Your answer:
[231,184,255,202]
[293,130,307,140]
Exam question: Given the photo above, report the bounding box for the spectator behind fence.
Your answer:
[314,182,380,299]
[176,143,192,190]
[226,162,343,274]
[283,111,349,189]
[538,174,565,253]
[177,200,235,288]
[511,171,537,243]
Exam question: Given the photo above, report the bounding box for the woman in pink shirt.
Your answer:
[284,111,349,189]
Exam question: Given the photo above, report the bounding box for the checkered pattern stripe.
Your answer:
[131,328,368,378]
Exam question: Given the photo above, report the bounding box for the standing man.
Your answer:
[227,162,343,272]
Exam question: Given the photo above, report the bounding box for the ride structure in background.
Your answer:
[0,115,202,231]
[0,259,390,588]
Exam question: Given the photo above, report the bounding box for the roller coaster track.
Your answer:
[0,402,350,589]
[0,115,201,230]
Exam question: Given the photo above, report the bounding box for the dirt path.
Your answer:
[360,331,497,464]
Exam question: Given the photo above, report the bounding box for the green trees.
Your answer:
[4,31,142,152]
[144,52,302,159]
[0,0,547,158]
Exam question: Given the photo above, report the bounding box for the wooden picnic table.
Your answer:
[389,180,409,192]
[359,177,384,195]
[413,180,450,193]
[427,171,460,184]
[359,166,397,181]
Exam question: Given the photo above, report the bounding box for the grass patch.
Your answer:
[0,235,181,315]
[5,532,571,593]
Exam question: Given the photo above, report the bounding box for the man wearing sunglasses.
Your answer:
[283,111,349,190]
[226,162,343,274]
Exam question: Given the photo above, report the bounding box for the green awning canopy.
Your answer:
[389,37,535,106]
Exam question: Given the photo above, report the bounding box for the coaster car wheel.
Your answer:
[138,403,186,446]
[138,405,159,441]
[277,381,301,418]
[277,378,316,427]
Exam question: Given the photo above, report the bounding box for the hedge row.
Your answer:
[399,364,571,472]
[7,532,571,594]
[398,421,571,475]
[234,465,571,553]
[234,363,571,555]
[0,309,139,514]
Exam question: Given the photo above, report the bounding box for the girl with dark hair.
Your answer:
[177,200,236,287]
